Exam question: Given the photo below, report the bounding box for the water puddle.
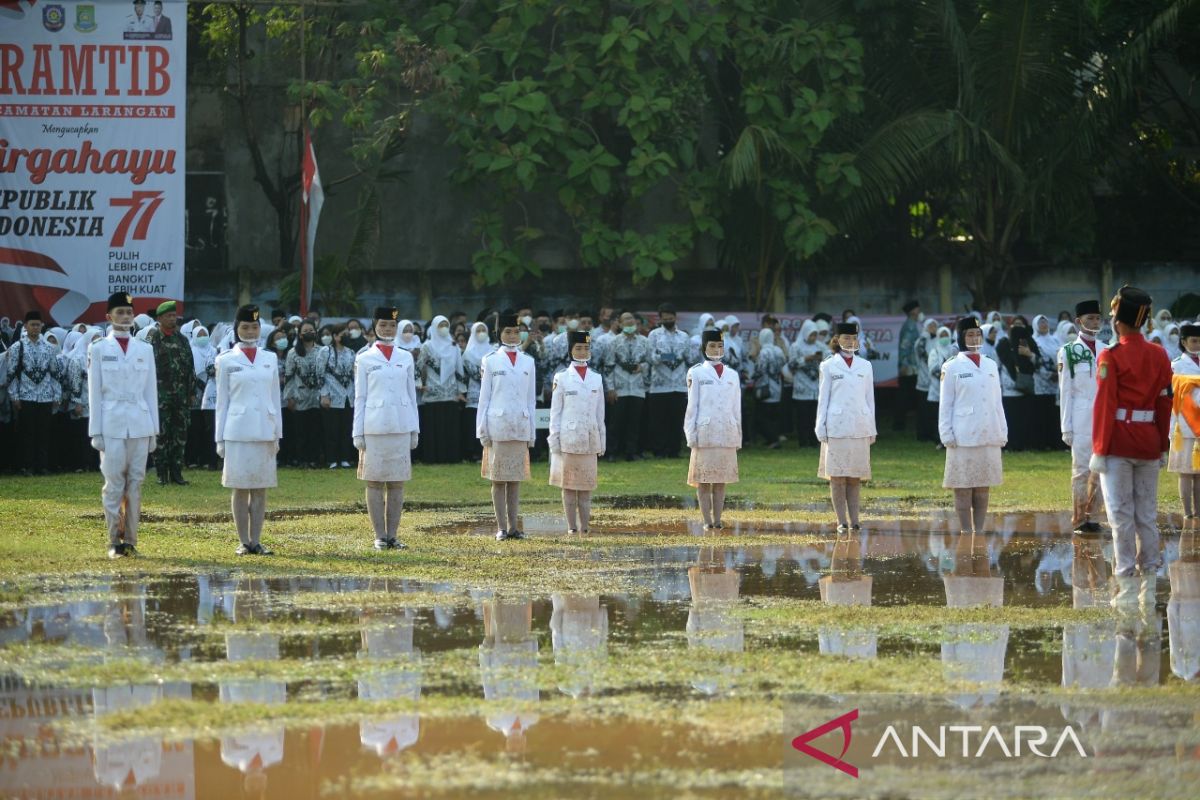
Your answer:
[2,530,1197,797]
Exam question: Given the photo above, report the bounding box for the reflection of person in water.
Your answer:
[818,534,876,659]
[1167,525,1199,681]
[358,607,422,758]
[1060,535,1116,732]
[686,557,744,695]
[941,533,1008,708]
[479,598,539,754]
[549,594,608,698]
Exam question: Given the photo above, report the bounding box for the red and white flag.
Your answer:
[299,128,324,316]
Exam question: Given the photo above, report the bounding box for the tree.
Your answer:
[827,0,1195,309]
[336,0,865,306]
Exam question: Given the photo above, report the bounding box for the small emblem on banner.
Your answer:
[43,4,65,32]
[74,4,97,33]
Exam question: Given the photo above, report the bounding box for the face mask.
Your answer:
[112,322,133,333]
[347,330,362,339]
[195,336,210,348]
[521,315,533,327]
[567,319,580,331]
[302,333,316,343]
[239,335,260,345]
[966,341,982,351]
[519,330,529,343]
[938,336,951,346]
[401,332,414,343]
[622,325,636,335]
[475,331,489,344]
[1169,334,1180,345]
[438,325,450,336]
[917,312,926,322]
[706,351,722,362]
[321,335,333,346]
[377,335,395,344]
[662,320,675,330]
[841,345,858,353]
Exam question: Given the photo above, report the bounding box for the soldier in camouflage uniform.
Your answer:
[145,300,195,485]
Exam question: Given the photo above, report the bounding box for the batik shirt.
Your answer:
[602,334,651,398]
[5,338,65,403]
[647,327,691,393]
[320,346,356,409]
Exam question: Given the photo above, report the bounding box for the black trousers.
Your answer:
[17,401,52,473]
[893,375,917,430]
[916,397,938,442]
[1002,395,1033,451]
[421,401,462,464]
[610,395,645,458]
[294,408,324,465]
[793,399,818,447]
[321,405,354,464]
[648,392,687,457]
[1032,393,1059,450]
[757,400,782,444]
[280,407,297,465]
[462,406,482,462]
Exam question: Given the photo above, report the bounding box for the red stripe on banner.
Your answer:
[0,247,65,272]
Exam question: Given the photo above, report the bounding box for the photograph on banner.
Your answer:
[0,0,186,324]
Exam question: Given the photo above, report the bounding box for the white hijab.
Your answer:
[794,319,823,356]
[68,326,101,367]
[189,325,216,380]
[1055,320,1077,345]
[985,311,1008,340]
[758,327,776,349]
[979,323,998,360]
[463,321,493,364]
[1032,314,1060,356]
[1163,322,1182,360]
[724,315,744,357]
[424,315,459,383]
[933,325,956,359]
[396,319,421,352]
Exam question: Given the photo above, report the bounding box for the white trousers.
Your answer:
[100,437,150,546]
[1069,433,1100,524]
[1100,456,1162,578]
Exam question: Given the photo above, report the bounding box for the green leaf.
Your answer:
[494,107,518,133]
[486,154,514,172]
[512,93,547,113]
[590,167,611,195]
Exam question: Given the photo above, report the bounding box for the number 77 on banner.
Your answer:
[109,190,165,247]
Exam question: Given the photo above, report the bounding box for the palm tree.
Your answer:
[828,0,1194,309]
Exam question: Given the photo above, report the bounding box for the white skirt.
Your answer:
[358,433,414,482]
[943,445,1004,488]
[1168,437,1200,474]
[481,440,530,482]
[549,451,598,490]
[222,441,277,489]
[818,438,871,480]
[687,447,739,487]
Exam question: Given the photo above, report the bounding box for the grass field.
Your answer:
[0,433,1195,799]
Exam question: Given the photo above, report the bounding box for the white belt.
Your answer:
[1116,408,1154,423]
[111,392,138,402]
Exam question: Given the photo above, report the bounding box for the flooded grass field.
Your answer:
[1,446,1197,797]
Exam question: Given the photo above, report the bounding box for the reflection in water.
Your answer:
[941,533,1009,708]
[358,600,423,759]
[549,594,608,698]
[687,551,744,696]
[479,598,539,754]
[818,534,876,659]
[1168,528,1200,681]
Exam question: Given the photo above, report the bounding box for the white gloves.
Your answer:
[817,434,828,444]
[410,432,419,450]
[480,437,493,449]
[548,436,560,453]
[1061,432,1073,447]
[90,435,104,452]
[942,439,956,448]
[1089,454,1106,474]
[354,436,365,451]
[528,440,536,449]
[869,436,876,445]
[216,441,225,459]
[148,435,156,453]
[274,440,280,455]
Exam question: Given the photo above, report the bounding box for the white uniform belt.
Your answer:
[1116,408,1154,423]
[111,392,138,402]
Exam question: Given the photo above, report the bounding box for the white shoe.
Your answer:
[328,462,338,469]
[1110,576,1140,609]
[340,460,351,468]
[1138,575,1156,608]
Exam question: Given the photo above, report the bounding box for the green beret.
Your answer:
[156,300,177,316]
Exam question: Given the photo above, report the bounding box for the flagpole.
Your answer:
[298,0,308,317]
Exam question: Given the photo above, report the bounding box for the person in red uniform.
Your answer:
[1089,285,1173,609]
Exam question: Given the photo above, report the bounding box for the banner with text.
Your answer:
[0,0,185,325]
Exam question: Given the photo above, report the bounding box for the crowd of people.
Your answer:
[1,298,1193,475]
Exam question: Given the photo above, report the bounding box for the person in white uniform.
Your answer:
[353,306,419,550]
[816,322,876,531]
[1169,323,1200,517]
[939,317,1007,534]
[214,304,283,556]
[549,330,606,534]
[1058,300,1107,532]
[684,330,742,530]
[88,292,159,559]
[477,312,538,541]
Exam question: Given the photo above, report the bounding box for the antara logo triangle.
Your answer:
[791,708,859,778]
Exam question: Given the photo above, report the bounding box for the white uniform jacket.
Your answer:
[87,334,159,440]
[476,348,538,443]
[215,347,283,443]
[938,353,1007,447]
[1057,338,1105,437]
[815,354,877,440]
[352,343,419,437]
[549,365,606,454]
[683,361,742,449]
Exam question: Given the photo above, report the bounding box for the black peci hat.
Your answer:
[1074,300,1101,318]
[701,329,723,347]
[835,322,858,336]
[373,306,399,322]
[24,309,42,323]
[107,293,133,312]
[497,311,519,331]
[956,315,981,350]
[567,330,591,348]
[902,299,920,313]
[235,304,260,324]
[1181,323,1200,340]
[1110,285,1152,328]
